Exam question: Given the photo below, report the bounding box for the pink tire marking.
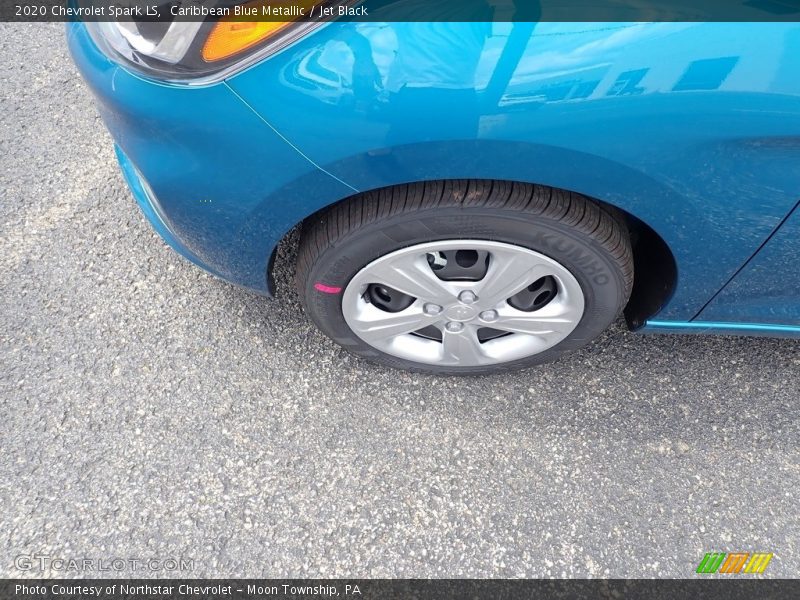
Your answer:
[314,282,343,294]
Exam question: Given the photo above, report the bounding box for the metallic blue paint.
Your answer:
[696,199,800,325]
[228,21,800,320]
[644,320,800,338]
[115,145,227,279]
[68,22,354,294]
[68,19,800,334]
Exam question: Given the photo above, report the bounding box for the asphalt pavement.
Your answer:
[1,23,799,578]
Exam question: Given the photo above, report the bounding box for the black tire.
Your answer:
[296,180,634,375]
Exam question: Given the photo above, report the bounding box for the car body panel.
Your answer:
[68,20,800,333]
[67,22,355,294]
[228,21,800,320]
[694,199,800,325]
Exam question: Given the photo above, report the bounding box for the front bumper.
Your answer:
[67,22,355,294]
[115,145,227,280]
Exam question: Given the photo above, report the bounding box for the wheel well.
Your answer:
[273,180,677,328]
[614,209,678,330]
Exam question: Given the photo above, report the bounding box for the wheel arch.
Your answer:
[270,178,677,329]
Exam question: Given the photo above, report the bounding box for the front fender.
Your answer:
[228,21,800,318]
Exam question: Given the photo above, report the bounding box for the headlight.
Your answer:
[84,0,342,84]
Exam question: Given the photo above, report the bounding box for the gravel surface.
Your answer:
[1,23,798,579]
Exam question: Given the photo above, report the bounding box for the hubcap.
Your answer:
[341,240,585,367]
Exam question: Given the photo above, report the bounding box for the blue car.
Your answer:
[67,14,800,374]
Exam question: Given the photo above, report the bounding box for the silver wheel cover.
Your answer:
[341,240,585,367]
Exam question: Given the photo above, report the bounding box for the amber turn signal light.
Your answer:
[202,0,321,62]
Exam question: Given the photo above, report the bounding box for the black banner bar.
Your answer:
[2,579,800,600]
[3,0,800,23]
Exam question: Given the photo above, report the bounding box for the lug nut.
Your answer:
[423,303,443,316]
[458,290,477,304]
[480,310,498,322]
[445,321,464,333]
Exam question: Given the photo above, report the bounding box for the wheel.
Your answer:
[296,180,633,375]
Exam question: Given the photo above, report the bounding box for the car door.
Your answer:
[695,202,800,327]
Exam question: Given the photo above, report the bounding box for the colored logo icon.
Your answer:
[696,552,773,574]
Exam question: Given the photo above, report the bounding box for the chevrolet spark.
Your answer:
[67,13,800,374]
